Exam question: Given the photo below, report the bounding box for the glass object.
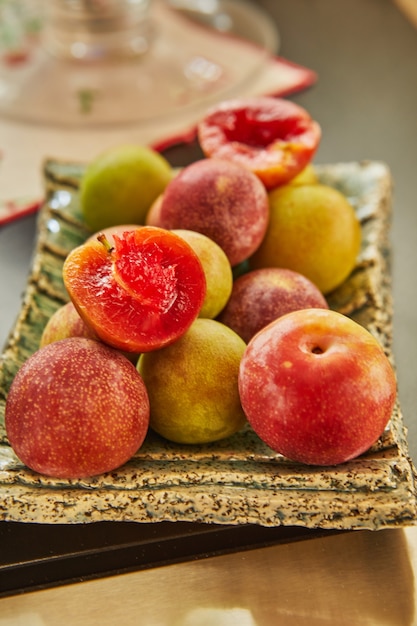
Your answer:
[42,0,153,61]
[0,0,279,127]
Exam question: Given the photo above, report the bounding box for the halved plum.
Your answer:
[197,97,321,189]
[63,227,206,353]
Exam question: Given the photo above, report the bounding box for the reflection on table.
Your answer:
[0,526,415,625]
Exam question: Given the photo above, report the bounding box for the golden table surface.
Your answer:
[0,525,416,625]
[1,0,417,623]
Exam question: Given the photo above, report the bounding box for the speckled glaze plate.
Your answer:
[0,159,416,530]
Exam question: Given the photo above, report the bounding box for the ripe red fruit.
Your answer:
[148,158,269,267]
[5,338,150,479]
[238,309,397,466]
[198,97,321,189]
[218,267,328,343]
[63,226,206,353]
[40,301,97,347]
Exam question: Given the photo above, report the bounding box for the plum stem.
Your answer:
[97,233,114,254]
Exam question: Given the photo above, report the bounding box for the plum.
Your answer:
[197,97,321,189]
[138,318,247,444]
[218,267,328,343]
[80,144,173,232]
[172,229,233,319]
[5,337,150,478]
[40,300,140,365]
[149,158,269,267]
[86,224,140,247]
[40,301,97,347]
[239,309,397,466]
[250,183,361,294]
[63,226,206,353]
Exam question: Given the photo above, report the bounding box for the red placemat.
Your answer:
[0,56,317,227]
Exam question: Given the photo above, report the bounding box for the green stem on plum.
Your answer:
[97,233,114,254]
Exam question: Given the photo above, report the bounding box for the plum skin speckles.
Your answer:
[5,337,150,479]
[152,159,269,267]
[238,309,397,466]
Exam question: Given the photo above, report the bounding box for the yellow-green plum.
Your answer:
[80,144,173,232]
[288,163,318,185]
[138,318,247,444]
[172,229,233,319]
[250,183,361,294]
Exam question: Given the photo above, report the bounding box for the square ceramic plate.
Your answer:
[0,157,416,531]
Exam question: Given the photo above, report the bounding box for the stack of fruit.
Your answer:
[5,97,397,480]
